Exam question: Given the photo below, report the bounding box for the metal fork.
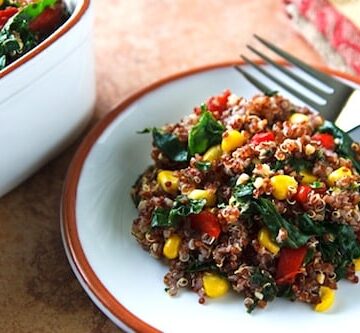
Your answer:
[235,35,360,138]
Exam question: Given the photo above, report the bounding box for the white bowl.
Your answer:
[0,0,95,197]
[61,62,360,333]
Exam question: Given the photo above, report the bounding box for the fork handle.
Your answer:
[335,90,360,133]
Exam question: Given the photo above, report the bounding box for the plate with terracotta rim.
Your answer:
[61,61,360,333]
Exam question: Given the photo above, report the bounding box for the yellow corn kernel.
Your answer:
[289,113,309,124]
[163,234,181,259]
[258,227,280,254]
[299,170,317,185]
[327,166,352,187]
[314,287,335,312]
[202,272,230,298]
[353,258,360,271]
[203,145,223,162]
[188,189,216,207]
[270,175,298,200]
[157,170,179,194]
[221,130,247,153]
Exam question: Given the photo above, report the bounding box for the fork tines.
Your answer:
[235,35,354,120]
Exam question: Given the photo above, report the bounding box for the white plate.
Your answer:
[61,62,360,333]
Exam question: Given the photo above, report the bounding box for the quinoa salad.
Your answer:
[131,90,360,313]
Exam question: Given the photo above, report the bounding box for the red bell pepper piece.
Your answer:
[295,184,312,203]
[206,90,231,115]
[276,246,307,285]
[0,7,18,29]
[251,131,275,145]
[189,211,221,239]
[29,4,63,35]
[312,133,335,150]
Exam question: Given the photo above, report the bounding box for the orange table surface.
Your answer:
[0,1,323,332]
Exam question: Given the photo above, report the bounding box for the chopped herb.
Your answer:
[253,198,310,248]
[188,111,225,155]
[319,120,360,173]
[195,160,212,172]
[152,128,189,162]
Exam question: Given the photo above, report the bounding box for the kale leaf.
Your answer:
[297,214,325,236]
[233,183,254,199]
[151,208,171,227]
[185,261,219,273]
[188,110,225,155]
[151,195,206,228]
[288,157,313,172]
[253,198,310,248]
[152,128,189,162]
[231,183,255,215]
[319,120,360,173]
[319,223,360,279]
[248,268,278,313]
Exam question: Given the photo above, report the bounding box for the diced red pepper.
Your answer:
[276,246,307,285]
[29,4,63,35]
[0,7,18,29]
[312,133,335,150]
[295,184,312,203]
[206,90,231,116]
[251,131,275,145]
[189,211,221,239]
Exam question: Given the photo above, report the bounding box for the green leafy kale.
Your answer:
[188,110,224,155]
[151,195,206,228]
[151,208,171,227]
[288,157,313,172]
[303,248,315,266]
[248,268,278,313]
[231,183,254,214]
[195,160,212,172]
[253,198,310,248]
[319,120,360,173]
[319,223,360,279]
[233,183,254,198]
[297,214,325,236]
[277,285,296,300]
[152,128,189,162]
[185,261,218,273]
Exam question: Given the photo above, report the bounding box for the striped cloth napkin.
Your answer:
[285,0,360,75]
